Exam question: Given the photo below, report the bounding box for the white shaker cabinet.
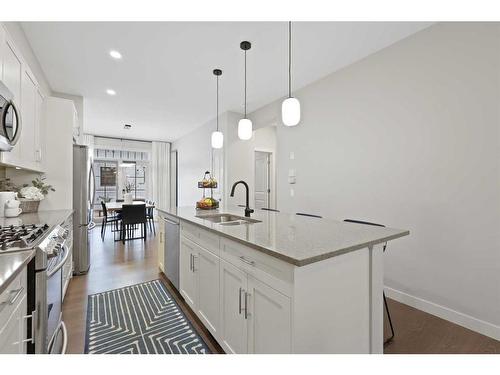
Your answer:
[179,237,220,338]
[246,276,291,354]
[196,245,220,337]
[179,238,198,310]
[1,34,23,166]
[0,267,27,354]
[219,259,248,354]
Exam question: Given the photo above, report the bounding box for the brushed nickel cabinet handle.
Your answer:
[244,292,251,319]
[240,256,255,266]
[238,287,244,314]
[0,286,24,313]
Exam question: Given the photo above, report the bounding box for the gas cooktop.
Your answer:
[0,223,50,252]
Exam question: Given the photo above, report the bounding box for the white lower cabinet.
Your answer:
[179,238,197,309]
[180,225,292,354]
[0,294,26,354]
[196,246,220,337]
[219,259,248,354]
[246,276,291,353]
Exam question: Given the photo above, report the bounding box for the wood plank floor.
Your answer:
[63,225,499,354]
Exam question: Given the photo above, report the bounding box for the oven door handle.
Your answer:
[48,320,68,354]
[47,245,69,278]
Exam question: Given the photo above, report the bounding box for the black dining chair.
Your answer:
[262,207,280,212]
[296,212,323,218]
[100,201,121,241]
[146,201,155,234]
[344,219,395,344]
[120,204,147,243]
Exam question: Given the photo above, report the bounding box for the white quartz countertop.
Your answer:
[0,209,73,229]
[0,250,34,294]
[158,206,409,266]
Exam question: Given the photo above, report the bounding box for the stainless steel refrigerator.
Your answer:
[72,144,95,275]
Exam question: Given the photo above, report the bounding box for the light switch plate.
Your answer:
[290,152,295,160]
[290,188,294,197]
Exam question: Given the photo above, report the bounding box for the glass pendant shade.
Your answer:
[282,97,300,126]
[238,118,253,140]
[211,130,223,149]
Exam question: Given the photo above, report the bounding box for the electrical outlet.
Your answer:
[290,188,295,197]
[290,152,295,160]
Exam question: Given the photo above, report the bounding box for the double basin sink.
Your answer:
[195,213,261,226]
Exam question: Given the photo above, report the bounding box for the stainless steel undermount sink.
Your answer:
[196,213,261,225]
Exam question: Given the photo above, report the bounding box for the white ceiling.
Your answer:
[21,22,432,142]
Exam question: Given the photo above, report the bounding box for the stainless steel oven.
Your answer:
[45,243,69,354]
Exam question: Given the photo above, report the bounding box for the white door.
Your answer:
[179,238,197,310]
[219,259,248,353]
[196,246,220,337]
[254,151,271,209]
[247,276,292,354]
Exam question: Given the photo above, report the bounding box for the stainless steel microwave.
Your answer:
[0,81,21,151]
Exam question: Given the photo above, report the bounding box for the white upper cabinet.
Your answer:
[0,25,45,172]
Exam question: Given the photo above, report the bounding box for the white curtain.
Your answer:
[152,141,171,211]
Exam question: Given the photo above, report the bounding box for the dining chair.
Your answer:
[120,204,147,243]
[146,201,155,234]
[296,212,323,218]
[100,201,121,241]
[344,219,395,344]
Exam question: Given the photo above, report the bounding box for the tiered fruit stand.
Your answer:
[196,171,219,210]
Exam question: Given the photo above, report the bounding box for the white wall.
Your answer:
[172,114,226,207]
[250,23,500,338]
[225,118,277,207]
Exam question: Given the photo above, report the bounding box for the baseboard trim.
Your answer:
[384,286,500,341]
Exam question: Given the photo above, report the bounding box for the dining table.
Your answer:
[100,200,155,214]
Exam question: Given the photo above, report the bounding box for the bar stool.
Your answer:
[344,219,395,344]
[296,212,322,218]
[262,208,280,212]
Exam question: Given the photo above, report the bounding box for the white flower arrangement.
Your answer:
[19,186,44,201]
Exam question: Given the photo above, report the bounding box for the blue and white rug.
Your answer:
[85,280,210,354]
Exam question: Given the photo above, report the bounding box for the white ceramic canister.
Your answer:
[0,192,17,218]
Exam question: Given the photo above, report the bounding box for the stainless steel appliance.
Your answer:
[0,223,69,353]
[0,81,21,151]
[72,145,95,274]
[162,215,180,290]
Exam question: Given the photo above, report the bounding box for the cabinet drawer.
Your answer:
[0,267,27,327]
[220,238,293,297]
[181,221,220,257]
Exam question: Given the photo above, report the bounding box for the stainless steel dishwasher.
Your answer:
[162,214,180,291]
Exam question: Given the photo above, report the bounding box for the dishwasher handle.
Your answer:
[161,217,179,226]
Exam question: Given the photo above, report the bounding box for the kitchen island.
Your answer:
[157,206,409,354]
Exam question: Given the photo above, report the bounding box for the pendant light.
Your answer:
[211,69,224,149]
[282,21,300,126]
[238,41,253,140]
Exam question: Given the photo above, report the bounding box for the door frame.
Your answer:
[254,148,276,210]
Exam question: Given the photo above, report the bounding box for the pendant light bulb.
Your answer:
[211,68,224,149]
[238,41,253,140]
[282,97,300,126]
[238,118,253,140]
[211,131,224,149]
[282,21,300,127]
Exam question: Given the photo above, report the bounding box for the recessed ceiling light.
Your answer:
[109,50,122,59]
[106,89,116,96]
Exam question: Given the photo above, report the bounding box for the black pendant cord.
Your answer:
[288,21,292,98]
[216,75,219,131]
[244,49,247,118]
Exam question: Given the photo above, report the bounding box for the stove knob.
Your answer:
[43,224,49,230]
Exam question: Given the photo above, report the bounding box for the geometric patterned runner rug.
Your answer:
[85,279,210,354]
